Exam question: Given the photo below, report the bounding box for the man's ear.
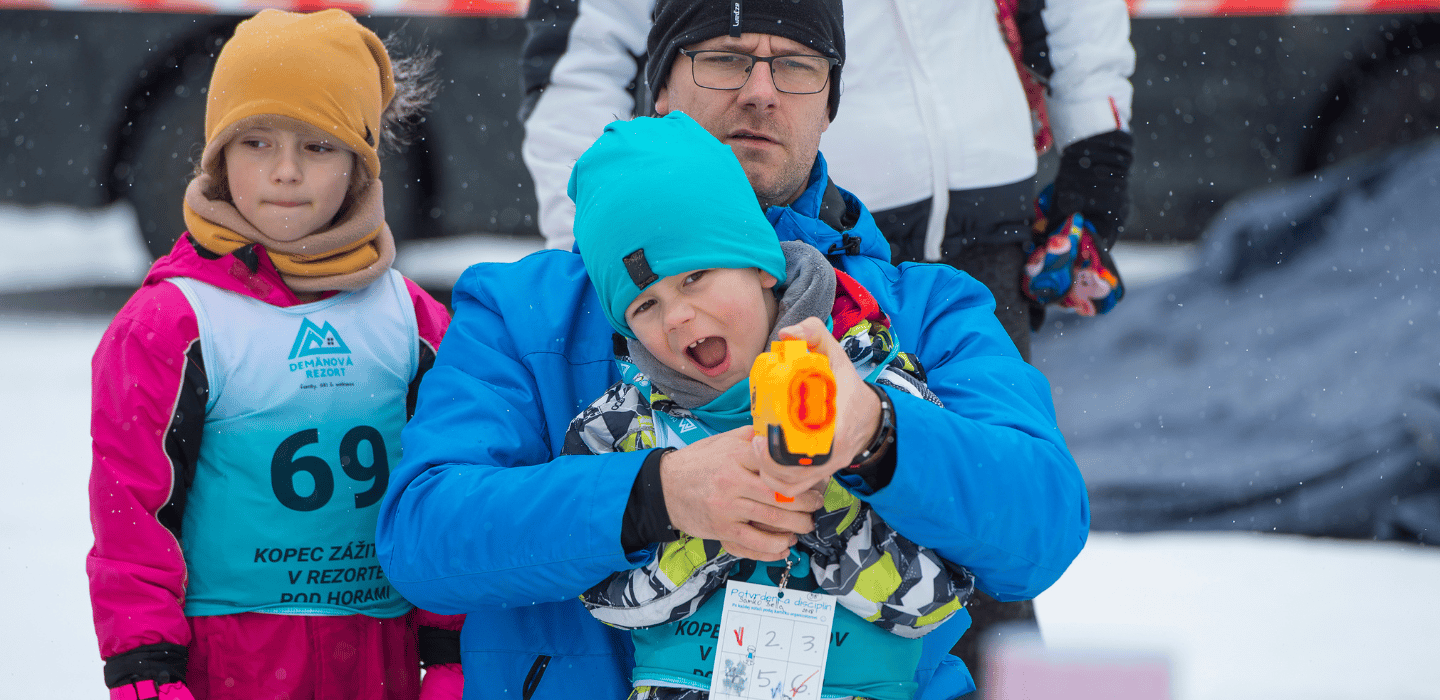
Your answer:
[654,84,670,116]
[759,269,779,289]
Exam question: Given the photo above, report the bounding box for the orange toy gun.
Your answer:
[750,340,837,467]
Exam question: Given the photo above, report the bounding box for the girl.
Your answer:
[88,10,461,700]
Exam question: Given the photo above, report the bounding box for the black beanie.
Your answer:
[646,0,845,121]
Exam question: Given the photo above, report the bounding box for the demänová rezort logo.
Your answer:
[289,318,352,359]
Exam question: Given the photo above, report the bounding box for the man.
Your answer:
[824,0,1134,360]
[378,1,1088,697]
[521,1,1132,679]
[520,0,1135,361]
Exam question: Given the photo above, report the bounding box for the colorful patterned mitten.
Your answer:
[1024,186,1125,316]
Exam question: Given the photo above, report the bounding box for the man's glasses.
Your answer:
[679,49,839,95]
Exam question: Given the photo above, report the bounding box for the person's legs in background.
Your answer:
[874,177,1041,691]
[946,242,1032,361]
[878,179,1036,360]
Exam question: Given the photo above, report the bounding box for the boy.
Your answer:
[563,112,975,700]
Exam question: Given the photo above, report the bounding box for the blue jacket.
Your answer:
[377,156,1089,699]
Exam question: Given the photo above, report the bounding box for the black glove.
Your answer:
[418,625,463,667]
[1024,129,1134,319]
[1050,129,1134,250]
[104,643,188,689]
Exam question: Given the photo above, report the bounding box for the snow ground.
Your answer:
[1,205,1434,699]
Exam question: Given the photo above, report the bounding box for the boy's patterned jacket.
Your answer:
[563,269,974,638]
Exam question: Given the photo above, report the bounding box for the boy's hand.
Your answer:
[754,317,882,499]
[660,429,823,561]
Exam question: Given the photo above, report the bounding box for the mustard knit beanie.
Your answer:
[200,9,394,181]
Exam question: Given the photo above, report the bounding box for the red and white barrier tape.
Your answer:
[1129,0,1440,17]
[1,0,1435,20]
[0,0,523,15]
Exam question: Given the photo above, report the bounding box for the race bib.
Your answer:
[709,580,837,700]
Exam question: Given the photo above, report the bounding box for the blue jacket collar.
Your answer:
[764,153,892,264]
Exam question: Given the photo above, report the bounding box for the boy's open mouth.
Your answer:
[686,336,730,376]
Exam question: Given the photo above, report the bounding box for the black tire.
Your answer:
[1304,20,1440,171]
[107,19,437,259]
[105,21,233,260]
[122,76,210,260]
[379,118,440,245]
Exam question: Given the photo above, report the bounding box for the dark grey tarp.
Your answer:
[1031,141,1440,543]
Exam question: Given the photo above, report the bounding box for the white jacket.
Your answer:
[521,0,1135,256]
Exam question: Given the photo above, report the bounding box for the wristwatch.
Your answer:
[848,383,895,470]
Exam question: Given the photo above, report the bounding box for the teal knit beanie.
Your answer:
[569,111,787,338]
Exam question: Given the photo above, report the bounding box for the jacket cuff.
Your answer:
[840,384,898,494]
[1048,95,1130,151]
[104,642,189,688]
[849,434,898,493]
[620,448,679,553]
[417,625,462,667]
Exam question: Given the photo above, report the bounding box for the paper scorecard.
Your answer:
[708,580,837,700]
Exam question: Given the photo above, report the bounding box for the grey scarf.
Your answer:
[628,241,837,409]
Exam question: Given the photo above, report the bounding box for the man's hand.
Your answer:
[659,428,823,561]
[1050,129,1133,250]
[1027,127,1134,318]
[752,317,881,499]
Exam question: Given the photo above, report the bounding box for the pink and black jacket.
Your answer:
[87,234,461,688]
